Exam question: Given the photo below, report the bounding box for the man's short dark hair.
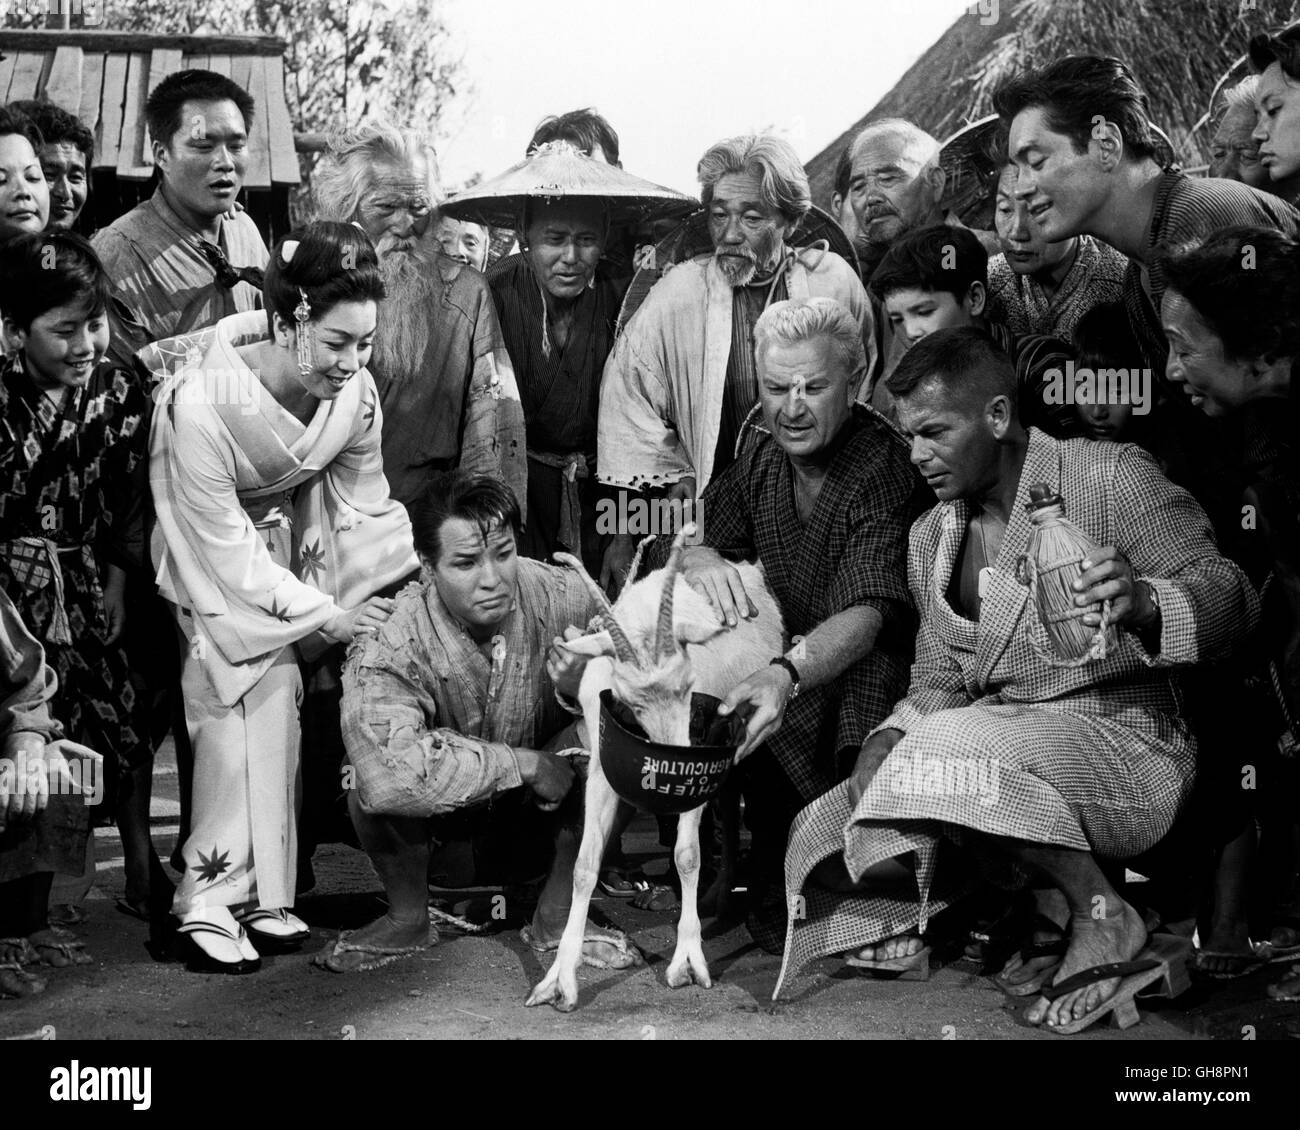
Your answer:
[528,108,620,167]
[8,100,94,164]
[410,472,522,564]
[0,105,44,152]
[145,68,255,149]
[886,326,1017,411]
[1250,25,1300,81]
[992,55,1160,163]
[870,224,988,303]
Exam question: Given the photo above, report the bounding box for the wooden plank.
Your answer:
[0,52,19,102]
[241,53,272,189]
[183,53,209,72]
[144,46,183,151]
[207,53,232,77]
[264,56,299,185]
[43,46,83,116]
[77,53,105,141]
[96,52,128,169]
[0,31,286,57]
[229,53,254,94]
[116,51,152,180]
[8,51,48,102]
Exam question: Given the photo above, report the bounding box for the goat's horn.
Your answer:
[552,551,639,667]
[654,523,697,659]
[624,534,657,588]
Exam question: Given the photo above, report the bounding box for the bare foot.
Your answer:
[1266,962,1300,1002]
[1026,900,1147,1029]
[342,912,429,952]
[852,933,923,962]
[998,919,1067,989]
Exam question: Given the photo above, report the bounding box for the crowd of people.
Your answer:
[3,23,1300,1035]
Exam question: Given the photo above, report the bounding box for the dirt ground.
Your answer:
[3,742,1299,1041]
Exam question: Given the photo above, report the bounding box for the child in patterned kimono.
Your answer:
[0,231,168,943]
[149,222,417,973]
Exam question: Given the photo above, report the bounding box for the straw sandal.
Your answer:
[27,928,92,967]
[314,924,439,974]
[519,923,641,969]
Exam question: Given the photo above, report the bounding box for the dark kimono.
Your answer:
[487,254,626,575]
[0,353,152,781]
[661,405,927,803]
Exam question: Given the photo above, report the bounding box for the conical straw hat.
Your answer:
[440,140,698,230]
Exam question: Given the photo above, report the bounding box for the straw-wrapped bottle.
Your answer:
[1022,483,1115,664]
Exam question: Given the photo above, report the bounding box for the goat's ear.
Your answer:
[558,631,617,658]
[676,615,727,647]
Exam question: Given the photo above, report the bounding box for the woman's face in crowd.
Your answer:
[1254,63,1300,185]
[426,518,519,634]
[1210,103,1267,188]
[6,300,109,392]
[41,141,90,230]
[435,216,489,271]
[281,299,377,401]
[0,133,50,238]
[525,200,605,300]
[994,165,1074,276]
[1161,289,1262,417]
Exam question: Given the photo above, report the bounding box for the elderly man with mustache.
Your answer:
[313,121,526,511]
[599,134,872,526]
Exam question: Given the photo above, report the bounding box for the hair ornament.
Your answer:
[281,239,300,264]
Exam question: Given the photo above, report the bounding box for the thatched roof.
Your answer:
[806,0,1300,208]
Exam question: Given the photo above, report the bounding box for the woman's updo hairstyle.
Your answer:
[263,220,385,334]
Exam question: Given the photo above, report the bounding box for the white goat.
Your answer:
[525,526,785,1012]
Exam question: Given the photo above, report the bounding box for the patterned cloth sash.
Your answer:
[0,538,95,645]
[240,489,296,529]
[525,449,589,555]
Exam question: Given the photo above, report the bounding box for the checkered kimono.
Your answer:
[774,429,1259,996]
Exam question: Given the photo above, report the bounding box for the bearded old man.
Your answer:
[598,134,873,526]
[313,122,526,511]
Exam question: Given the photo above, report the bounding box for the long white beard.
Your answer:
[370,242,438,380]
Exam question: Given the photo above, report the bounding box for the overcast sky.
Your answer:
[437,0,974,194]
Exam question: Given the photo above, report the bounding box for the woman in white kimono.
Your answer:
[150,221,417,973]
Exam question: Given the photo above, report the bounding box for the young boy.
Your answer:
[869,224,1079,437]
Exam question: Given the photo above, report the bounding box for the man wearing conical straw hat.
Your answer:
[440,133,695,585]
[775,328,1258,1034]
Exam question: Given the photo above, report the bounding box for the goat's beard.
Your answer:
[369,236,438,379]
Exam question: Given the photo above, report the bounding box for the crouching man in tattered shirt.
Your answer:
[321,472,638,974]
[776,328,1259,1032]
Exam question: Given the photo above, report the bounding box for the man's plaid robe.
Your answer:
[774,428,1259,996]
[679,404,928,803]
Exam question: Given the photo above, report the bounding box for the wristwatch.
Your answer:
[769,656,801,700]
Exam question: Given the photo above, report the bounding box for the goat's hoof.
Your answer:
[525,976,578,1012]
[666,958,712,990]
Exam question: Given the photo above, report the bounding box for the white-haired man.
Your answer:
[313,122,526,510]
[635,296,925,950]
[598,134,873,534]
